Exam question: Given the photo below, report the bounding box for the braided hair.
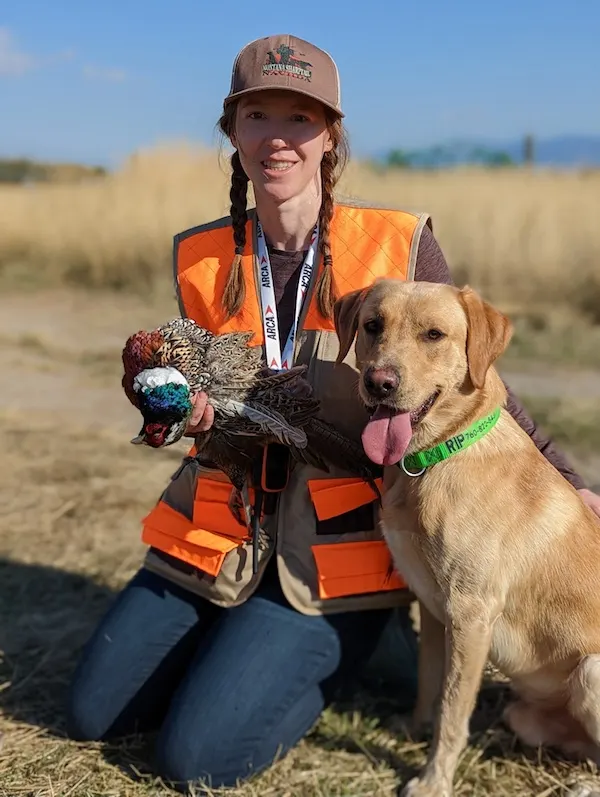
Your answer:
[222,149,249,319]
[218,102,349,321]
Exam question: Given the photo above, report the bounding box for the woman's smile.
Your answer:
[261,159,298,177]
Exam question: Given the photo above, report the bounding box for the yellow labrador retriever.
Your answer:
[333,279,600,797]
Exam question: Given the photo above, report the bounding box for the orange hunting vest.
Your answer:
[140,202,431,613]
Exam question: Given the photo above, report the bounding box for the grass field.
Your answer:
[1,147,600,796]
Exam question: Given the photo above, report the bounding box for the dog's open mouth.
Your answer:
[362,391,440,467]
[409,391,440,425]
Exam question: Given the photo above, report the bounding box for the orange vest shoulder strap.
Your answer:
[173,215,264,343]
[303,204,431,332]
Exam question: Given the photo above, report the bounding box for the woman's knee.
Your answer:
[64,567,213,743]
[155,732,292,792]
[64,680,109,742]
[155,685,325,791]
[155,730,234,791]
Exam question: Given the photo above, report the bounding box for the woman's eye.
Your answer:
[247,111,265,119]
[291,114,310,122]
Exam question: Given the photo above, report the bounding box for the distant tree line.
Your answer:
[384,145,514,170]
[0,158,106,184]
[383,135,536,170]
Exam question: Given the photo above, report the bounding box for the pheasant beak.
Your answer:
[130,425,148,445]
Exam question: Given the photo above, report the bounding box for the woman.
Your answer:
[66,33,600,792]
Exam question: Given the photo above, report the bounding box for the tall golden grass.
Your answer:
[1,142,599,320]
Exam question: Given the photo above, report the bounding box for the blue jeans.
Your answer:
[66,566,417,792]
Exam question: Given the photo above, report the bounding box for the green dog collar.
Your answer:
[400,407,501,476]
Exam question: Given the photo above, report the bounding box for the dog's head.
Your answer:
[333,280,513,466]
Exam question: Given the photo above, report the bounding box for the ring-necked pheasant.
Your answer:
[121,317,381,495]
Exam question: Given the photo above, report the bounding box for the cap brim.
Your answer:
[223,85,344,118]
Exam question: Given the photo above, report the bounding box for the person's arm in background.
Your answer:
[413,224,600,511]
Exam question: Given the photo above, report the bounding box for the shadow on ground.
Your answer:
[0,557,163,785]
[0,558,116,733]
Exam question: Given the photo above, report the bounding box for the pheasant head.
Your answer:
[130,366,193,447]
[122,328,197,448]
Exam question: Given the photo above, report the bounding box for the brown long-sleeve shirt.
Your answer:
[268,225,586,491]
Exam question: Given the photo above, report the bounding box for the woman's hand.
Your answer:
[184,392,215,436]
[579,488,600,519]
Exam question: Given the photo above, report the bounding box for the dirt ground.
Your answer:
[1,287,600,796]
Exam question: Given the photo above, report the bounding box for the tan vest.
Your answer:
[142,201,431,615]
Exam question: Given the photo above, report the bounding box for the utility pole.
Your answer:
[523,134,535,166]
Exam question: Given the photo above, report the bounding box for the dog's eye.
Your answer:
[425,328,445,341]
[364,318,382,335]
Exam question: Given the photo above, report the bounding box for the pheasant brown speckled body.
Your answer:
[122,317,381,492]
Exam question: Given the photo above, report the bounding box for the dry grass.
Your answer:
[1,142,600,325]
[2,413,600,797]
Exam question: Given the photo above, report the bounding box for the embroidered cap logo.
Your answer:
[262,43,313,82]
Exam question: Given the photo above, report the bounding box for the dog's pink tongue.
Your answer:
[362,406,413,466]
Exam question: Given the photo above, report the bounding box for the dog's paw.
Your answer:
[400,776,452,797]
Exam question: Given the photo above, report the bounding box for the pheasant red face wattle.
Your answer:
[143,422,169,448]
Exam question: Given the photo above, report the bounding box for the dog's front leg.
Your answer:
[401,600,493,797]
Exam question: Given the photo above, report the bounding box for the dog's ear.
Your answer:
[458,286,513,389]
[333,288,365,365]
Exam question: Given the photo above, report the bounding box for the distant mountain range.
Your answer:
[375,135,600,168]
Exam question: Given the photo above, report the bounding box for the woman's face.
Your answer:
[231,89,333,206]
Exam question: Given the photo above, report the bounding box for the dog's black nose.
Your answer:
[364,366,399,399]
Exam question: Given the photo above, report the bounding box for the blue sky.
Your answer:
[1,0,599,166]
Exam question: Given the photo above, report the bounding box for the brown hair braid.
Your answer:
[218,102,349,321]
[222,149,249,319]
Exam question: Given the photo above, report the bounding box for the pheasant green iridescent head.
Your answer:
[131,366,193,447]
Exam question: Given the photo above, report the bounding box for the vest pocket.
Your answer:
[307,477,382,535]
[311,540,406,599]
[142,473,249,578]
[142,500,240,577]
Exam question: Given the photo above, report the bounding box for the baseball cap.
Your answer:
[224,34,344,118]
